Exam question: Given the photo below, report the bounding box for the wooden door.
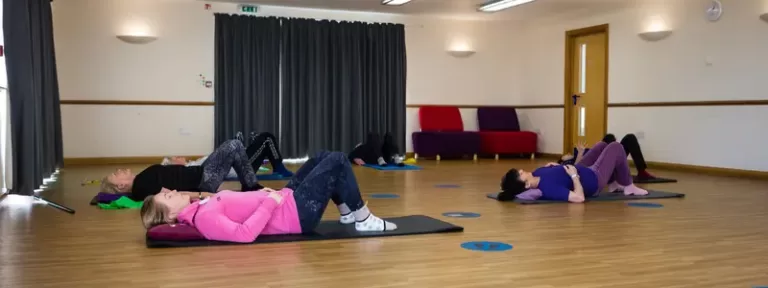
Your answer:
[564,26,608,151]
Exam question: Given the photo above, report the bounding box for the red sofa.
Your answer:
[411,106,481,159]
[477,107,537,157]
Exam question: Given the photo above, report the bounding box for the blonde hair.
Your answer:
[100,176,119,193]
[140,195,171,229]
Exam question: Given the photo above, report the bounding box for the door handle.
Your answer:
[571,95,581,106]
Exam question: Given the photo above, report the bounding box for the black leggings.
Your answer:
[348,132,399,164]
[602,133,648,171]
[245,132,284,169]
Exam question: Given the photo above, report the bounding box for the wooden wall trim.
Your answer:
[60,100,214,106]
[405,100,768,109]
[64,155,205,166]
[608,100,768,107]
[405,104,564,109]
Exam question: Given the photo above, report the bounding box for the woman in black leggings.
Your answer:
[559,133,656,180]
[348,132,403,166]
[243,132,294,177]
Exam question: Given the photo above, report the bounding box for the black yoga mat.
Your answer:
[146,215,464,248]
[633,176,678,184]
[486,190,685,204]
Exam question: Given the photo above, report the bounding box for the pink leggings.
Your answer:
[578,141,633,190]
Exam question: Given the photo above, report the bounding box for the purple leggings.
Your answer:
[578,141,633,190]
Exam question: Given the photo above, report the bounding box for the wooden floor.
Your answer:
[2,159,768,288]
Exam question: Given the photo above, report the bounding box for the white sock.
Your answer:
[353,206,371,222]
[337,203,351,215]
[355,214,397,232]
[377,157,386,166]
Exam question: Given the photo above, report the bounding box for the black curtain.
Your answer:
[281,18,406,158]
[4,0,63,195]
[214,14,281,146]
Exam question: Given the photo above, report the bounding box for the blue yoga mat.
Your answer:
[362,164,422,171]
[257,173,290,181]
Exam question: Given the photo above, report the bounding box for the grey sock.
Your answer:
[337,203,351,215]
[353,206,371,222]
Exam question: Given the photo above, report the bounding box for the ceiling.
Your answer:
[207,0,633,21]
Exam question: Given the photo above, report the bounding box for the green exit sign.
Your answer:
[238,4,258,13]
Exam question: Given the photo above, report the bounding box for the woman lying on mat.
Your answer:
[140,151,397,243]
[101,139,267,201]
[348,132,404,166]
[162,131,294,178]
[498,141,649,203]
[559,133,657,181]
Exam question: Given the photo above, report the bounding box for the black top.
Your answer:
[129,164,204,201]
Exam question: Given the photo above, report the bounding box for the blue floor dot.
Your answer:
[461,241,513,252]
[627,202,664,208]
[370,193,400,199]
[435,184,461,188]
[442,212,481,218]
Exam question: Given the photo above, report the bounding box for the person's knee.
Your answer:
[622,133,637,142]
[606,141,626,153]
[260,132,276,139]
[223,139,242,147]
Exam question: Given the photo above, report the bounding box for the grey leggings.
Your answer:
[198,140,261,192]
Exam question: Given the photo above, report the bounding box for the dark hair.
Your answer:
[498,168,527,201]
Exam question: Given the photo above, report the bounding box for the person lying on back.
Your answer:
[101,139,264,201]
[498,140,649,203]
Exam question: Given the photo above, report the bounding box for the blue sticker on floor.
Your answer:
[461,241,512,252]
[627,202,664,208]
[370,193,400,199]
[442,212,481,218]
[435,184,461,188]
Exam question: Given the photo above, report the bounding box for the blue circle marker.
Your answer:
[435,184,461,188]
[627,202,663,208]
[370,193,400,199]
[461,241,513,252]
[442,212,481,218]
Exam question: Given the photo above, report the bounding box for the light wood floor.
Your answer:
[2,159,768,288]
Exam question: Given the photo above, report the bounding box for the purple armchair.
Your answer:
[411,106,481,159]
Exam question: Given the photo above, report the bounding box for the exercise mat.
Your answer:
[486,190,685,204]
[633,176,677,184]
[362,164,422,171]
[146,215,463,248]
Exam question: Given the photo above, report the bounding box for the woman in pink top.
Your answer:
[140,151,398,243]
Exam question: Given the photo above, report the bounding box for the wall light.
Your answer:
[116,35,158,44]
[117,20,158,44]
[446,40,475,58]
[382,0,412,5]
[638,15,672,42]
[760,12,768,23]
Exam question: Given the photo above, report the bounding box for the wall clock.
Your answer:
[706,0,723,22]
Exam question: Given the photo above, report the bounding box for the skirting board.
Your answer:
[403,152,767,179]
[64,155,204,166]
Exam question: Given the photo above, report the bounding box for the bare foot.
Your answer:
[623,184,649,196]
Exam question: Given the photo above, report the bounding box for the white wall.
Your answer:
[54,0,523,158]
[520,0,768,171]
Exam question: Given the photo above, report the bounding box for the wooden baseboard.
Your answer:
[64,155,205,166]
[631,160,768,180]
[403,152,559,159]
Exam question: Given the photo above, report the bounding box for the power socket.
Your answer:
[635,131,645,139]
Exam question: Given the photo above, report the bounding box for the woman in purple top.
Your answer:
[498,141,649,203]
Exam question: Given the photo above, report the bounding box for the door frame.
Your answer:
[562,23,610,154]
